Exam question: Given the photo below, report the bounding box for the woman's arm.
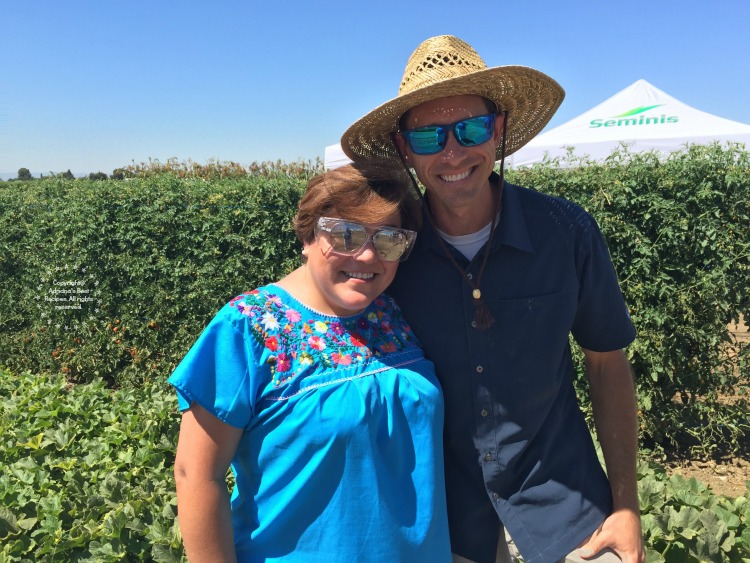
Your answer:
[174,402,244,563]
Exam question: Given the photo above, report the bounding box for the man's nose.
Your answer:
[440,131,469,161]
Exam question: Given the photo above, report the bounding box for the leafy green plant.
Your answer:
[119,156,324,180]
[507,143,750,458]
[2,368,749,561]
[637,461,750,562]
[1,144,748,458]
[0,368,184,561]
[0,173,305,388]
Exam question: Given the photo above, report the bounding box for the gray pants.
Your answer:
[451,526,620,563]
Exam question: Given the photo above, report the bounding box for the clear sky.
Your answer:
[2,0,749,179]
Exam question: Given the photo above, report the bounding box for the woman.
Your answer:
[170,164,451,562]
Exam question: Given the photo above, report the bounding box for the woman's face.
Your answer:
[301,211,402,316]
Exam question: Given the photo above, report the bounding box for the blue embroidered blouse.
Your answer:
[168,285,451,562]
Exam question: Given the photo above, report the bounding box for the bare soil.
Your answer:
[665,456,749,499]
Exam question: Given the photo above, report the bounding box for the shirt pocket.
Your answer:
[487,289,578,390]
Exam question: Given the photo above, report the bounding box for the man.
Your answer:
[340,35,645,563]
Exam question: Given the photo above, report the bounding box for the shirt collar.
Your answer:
[413,172,534,257]
[492,172,534,254]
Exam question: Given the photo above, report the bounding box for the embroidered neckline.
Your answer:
[264,284,366,320]
[228,286,418,388]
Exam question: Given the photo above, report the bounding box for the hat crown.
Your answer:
[399,35,488,96]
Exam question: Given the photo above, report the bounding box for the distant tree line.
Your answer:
[2,158,324,183]
[3,167,112,182]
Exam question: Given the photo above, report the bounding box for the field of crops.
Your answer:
[1,369,748,561]
[1,147,749,561]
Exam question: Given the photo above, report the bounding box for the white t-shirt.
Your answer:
[437,215,498,261]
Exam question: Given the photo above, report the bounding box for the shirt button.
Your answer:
[471,320,478,328]
[493,492,500,500]
[466,273,473,280]
[476,365,484,374]
[481,409,488,417]
[484,453,493,461]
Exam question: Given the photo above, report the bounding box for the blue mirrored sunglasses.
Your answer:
[401,114,496,155]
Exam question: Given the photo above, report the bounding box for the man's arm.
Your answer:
[174,403,244,563]
[580,348,645,563]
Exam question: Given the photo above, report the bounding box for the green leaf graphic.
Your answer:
[614,104,664,117]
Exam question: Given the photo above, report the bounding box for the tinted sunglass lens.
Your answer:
[456,116,493,147]
[328,223,367,252]
[373,230,407,261]
[407,127,445,155]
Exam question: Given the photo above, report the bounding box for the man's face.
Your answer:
[394,95,504,221]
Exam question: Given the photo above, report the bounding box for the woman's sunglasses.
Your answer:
[315,217,417,262]
[400,114,496,155]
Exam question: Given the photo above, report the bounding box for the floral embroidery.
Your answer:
[350,333,368,348]
[261,312,279,331]
[331,353,352,366]
[229,287,418,388]
[285,309,301,323]
[276,353,291,372]
[379,342,397,354]
[308,335,326,351]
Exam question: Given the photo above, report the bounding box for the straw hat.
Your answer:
[341,35,565,162]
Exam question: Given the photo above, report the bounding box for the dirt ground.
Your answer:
[665,456,749,499]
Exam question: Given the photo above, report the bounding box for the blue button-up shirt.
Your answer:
[389,176,636,563]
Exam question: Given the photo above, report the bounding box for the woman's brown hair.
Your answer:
[294,164,422,245]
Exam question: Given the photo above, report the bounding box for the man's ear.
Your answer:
[392,132,409,163]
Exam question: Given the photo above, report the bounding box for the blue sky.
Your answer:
[2,0,749,178]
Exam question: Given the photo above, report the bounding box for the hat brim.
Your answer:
[341,65,564,163]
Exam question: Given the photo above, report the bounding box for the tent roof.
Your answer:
[509,79,750,166]
[324,144,352,171]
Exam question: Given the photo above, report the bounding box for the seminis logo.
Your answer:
[589,104,679,128]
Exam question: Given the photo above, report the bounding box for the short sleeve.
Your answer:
[168,304,257,428]
[571,213,636,351]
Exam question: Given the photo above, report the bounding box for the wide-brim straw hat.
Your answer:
[341,35,565,163]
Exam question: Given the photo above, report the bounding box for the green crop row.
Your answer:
[1,368,748,561]
[638,461,750,562]
[0,173,305,389]
[506,143,750,458]
[0,368,183,561]
[0,143,748,459]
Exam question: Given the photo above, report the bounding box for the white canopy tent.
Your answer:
[324,79,750,170]
[508,79,750,166]
[324,143,352,170]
